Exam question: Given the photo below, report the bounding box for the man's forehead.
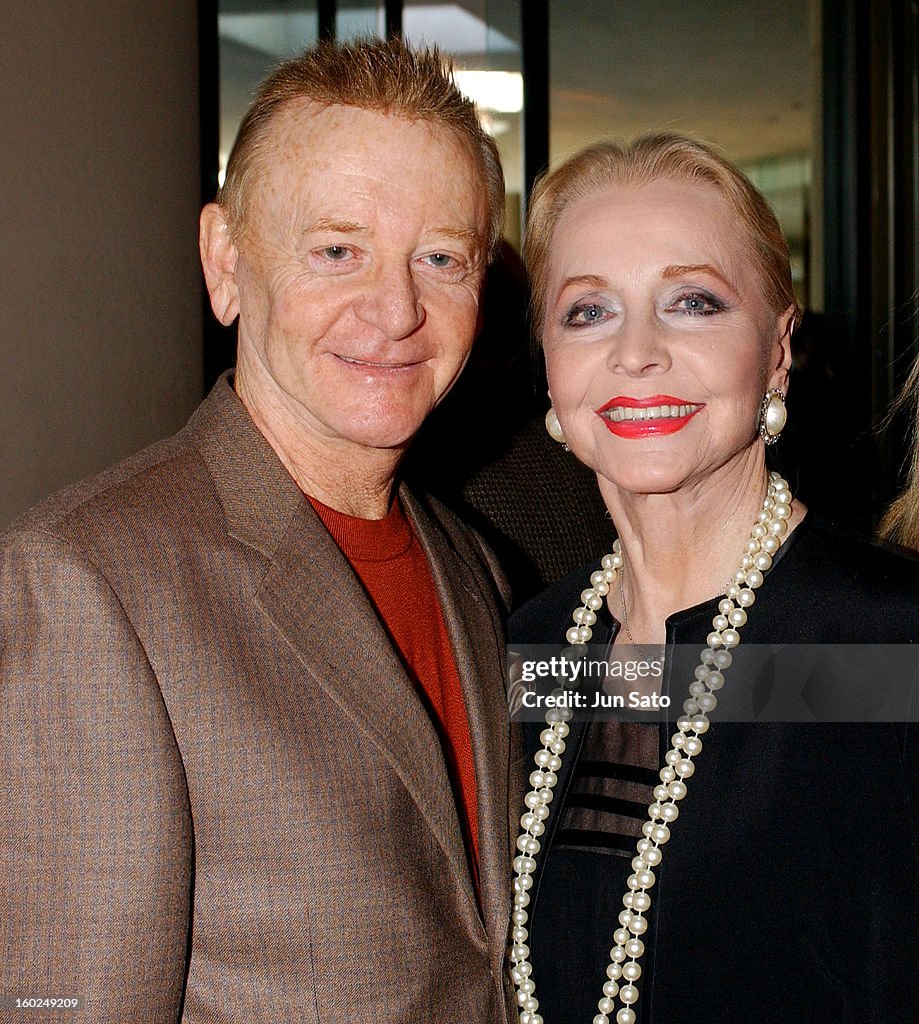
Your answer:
[245,99,487,234]
[259,98,457,167]
[265,97,349,152]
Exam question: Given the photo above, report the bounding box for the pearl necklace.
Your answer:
[510,472,793,1024]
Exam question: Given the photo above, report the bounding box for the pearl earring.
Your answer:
[545,407,567,446]
[540,403,569,448]
[759,388,787,445]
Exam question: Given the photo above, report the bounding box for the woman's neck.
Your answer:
[599,454,806,644]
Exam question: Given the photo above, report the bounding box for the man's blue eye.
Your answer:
[427,253,453,267]
[323,246,349,260]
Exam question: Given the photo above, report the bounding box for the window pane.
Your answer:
[549,0,819,309]
[217,2,319,187]
[337,4,384,42]
[404,0,523,249]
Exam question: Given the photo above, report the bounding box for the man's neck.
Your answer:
[235,369,402,520]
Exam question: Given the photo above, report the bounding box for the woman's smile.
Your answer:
[596,394,704,437]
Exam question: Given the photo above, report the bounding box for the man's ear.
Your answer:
[767,304,797,392]
[199,203,240,326]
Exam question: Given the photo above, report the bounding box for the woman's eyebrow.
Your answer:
[662,263,735,290]
[558,273,608,292]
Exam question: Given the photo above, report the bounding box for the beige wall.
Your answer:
[1,1,203,527]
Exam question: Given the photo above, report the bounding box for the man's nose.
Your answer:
[606,315,672,376]
[354,261,424,339]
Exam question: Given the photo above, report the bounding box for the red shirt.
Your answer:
[307,494,479,880]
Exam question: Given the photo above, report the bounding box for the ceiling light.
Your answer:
[454,71,523,113]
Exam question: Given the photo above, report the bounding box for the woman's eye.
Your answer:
[670,291,724,315]
[564,302,610,327]
[425,253,454,268]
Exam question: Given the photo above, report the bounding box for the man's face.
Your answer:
[222,101,489,455]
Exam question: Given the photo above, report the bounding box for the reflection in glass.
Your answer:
[218,3,317,187]
[548,0,818,310]
[404,1,523,249]
[217,4,387,187]
[337,5,383,41]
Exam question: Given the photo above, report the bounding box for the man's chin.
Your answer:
[331,414,430,455]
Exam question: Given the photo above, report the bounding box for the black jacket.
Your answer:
[509,516,919,1024]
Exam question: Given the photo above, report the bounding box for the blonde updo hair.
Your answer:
[524,132,801,333]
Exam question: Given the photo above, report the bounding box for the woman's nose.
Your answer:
[606,315,672,376]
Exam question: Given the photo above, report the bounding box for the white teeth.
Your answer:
[607,403,700,422]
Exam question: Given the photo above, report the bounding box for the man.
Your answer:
[1,38,517,1023]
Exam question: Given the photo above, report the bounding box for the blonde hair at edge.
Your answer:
[218,36,506,254]
[878,358,919,551]
[524,132,802,333]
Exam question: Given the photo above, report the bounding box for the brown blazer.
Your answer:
[0,376,518,1023]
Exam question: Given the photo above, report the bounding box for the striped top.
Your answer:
[554,721,659,856]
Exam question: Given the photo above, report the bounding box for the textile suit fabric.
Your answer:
[0,375,518,1024]
[509,517,919,1024]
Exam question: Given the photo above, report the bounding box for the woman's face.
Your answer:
[542,177,794,498]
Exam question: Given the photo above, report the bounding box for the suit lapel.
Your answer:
[257,505,480,917]
[190,377,479,921]
[403,489,512,960]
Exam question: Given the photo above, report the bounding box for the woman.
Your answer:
[508,134,919,1024]
[879,356,919,549]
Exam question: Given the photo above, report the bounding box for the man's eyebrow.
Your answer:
[303,222,482,246]
[663,263,735,290]
[305,218,367,234]
[429,227,483,246]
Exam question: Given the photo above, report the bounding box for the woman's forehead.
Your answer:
[558,177,735,234]
[542,178,779,323]
[550,179,748,269]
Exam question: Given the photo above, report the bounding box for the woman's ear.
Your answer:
[199,203,241,326]
[768,304,797,392]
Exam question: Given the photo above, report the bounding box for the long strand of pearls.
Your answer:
[510,472,793,1024]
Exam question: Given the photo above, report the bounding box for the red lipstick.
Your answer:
[595,395,703,438]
